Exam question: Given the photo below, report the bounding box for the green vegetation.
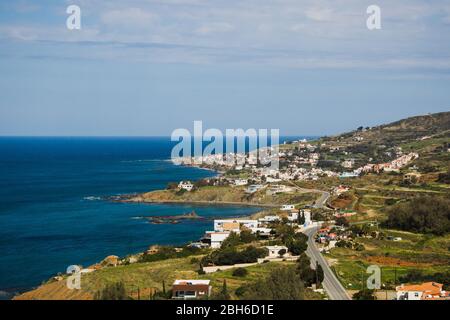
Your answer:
[384,195,450,235]
[232,268,248,277]
[399,270,450,289]
[240,266,306,300]
[201,246,268,266]
[139,246,206,263]
[352,289,376,300]
[94,282,129,300]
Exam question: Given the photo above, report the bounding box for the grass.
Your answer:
[325,230,450,290]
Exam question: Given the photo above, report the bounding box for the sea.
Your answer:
[0,136,313,298]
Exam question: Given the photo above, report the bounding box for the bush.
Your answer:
[232,267,248,277]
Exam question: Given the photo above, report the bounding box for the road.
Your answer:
[285,181,331,210]
[303,226,351,300]
[295,185,350,300]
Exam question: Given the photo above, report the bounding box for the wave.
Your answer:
[83,196,102,201]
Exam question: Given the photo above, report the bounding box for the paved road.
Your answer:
[313,190,330,209]
[303,226,351,300]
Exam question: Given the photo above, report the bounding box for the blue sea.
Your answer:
[0,136,313,298]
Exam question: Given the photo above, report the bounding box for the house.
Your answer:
[245,184,264,194]
[333,185,350,195]
[214,219,258,233]
[341,159,355,169]
[280,204,295,211]
[201,231,231,248]
[258,215,280,223]
[396,282,448,300]
[288,210,298,221]
[172,280,212,299]
[249,227,272,237]
[178,181,194,191]
[302,210,312,225]
[101,255,119,267]
[233,179,248,186]
[265,245,288,258]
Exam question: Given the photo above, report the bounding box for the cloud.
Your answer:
[0,0,449,71]
[100,7,158,30]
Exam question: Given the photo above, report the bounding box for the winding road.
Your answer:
[303,226,351,300]
[295,185,350,300]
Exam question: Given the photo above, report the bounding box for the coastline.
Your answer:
[121,198,277,208]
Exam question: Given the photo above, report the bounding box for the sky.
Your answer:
[0,0,449,136]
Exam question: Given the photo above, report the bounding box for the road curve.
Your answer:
[302,226,351,300]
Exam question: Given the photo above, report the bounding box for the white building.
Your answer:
[178,181,194,191]
[396,282,446,300]
[249,227,272,236]
[214,219,258,232]
[280,204,295,211]
[258,215,280,223]
[265,245,288,258]
[233,179,248,186]
[288,211,298,221]
[203,231,231,248]
[245,184,265,194]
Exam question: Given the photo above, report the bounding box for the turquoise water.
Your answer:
[0,136,312,297]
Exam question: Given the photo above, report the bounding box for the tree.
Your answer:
[335,216,349,227]
[297,211,306,225]
[221,232,241,248]
[296,253,316,286]
[240,229,256,243]
[278,249,287,257]
[288,239,308,256]
[242,267,305,300]
[315,264,324,287]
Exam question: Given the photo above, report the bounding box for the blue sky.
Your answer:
[0,0,449,136]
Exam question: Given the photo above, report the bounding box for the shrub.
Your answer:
[232,267,248,277]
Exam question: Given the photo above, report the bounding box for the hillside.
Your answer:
[322,111,450,147]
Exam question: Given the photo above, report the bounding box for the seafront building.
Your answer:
[172,280,212,299]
